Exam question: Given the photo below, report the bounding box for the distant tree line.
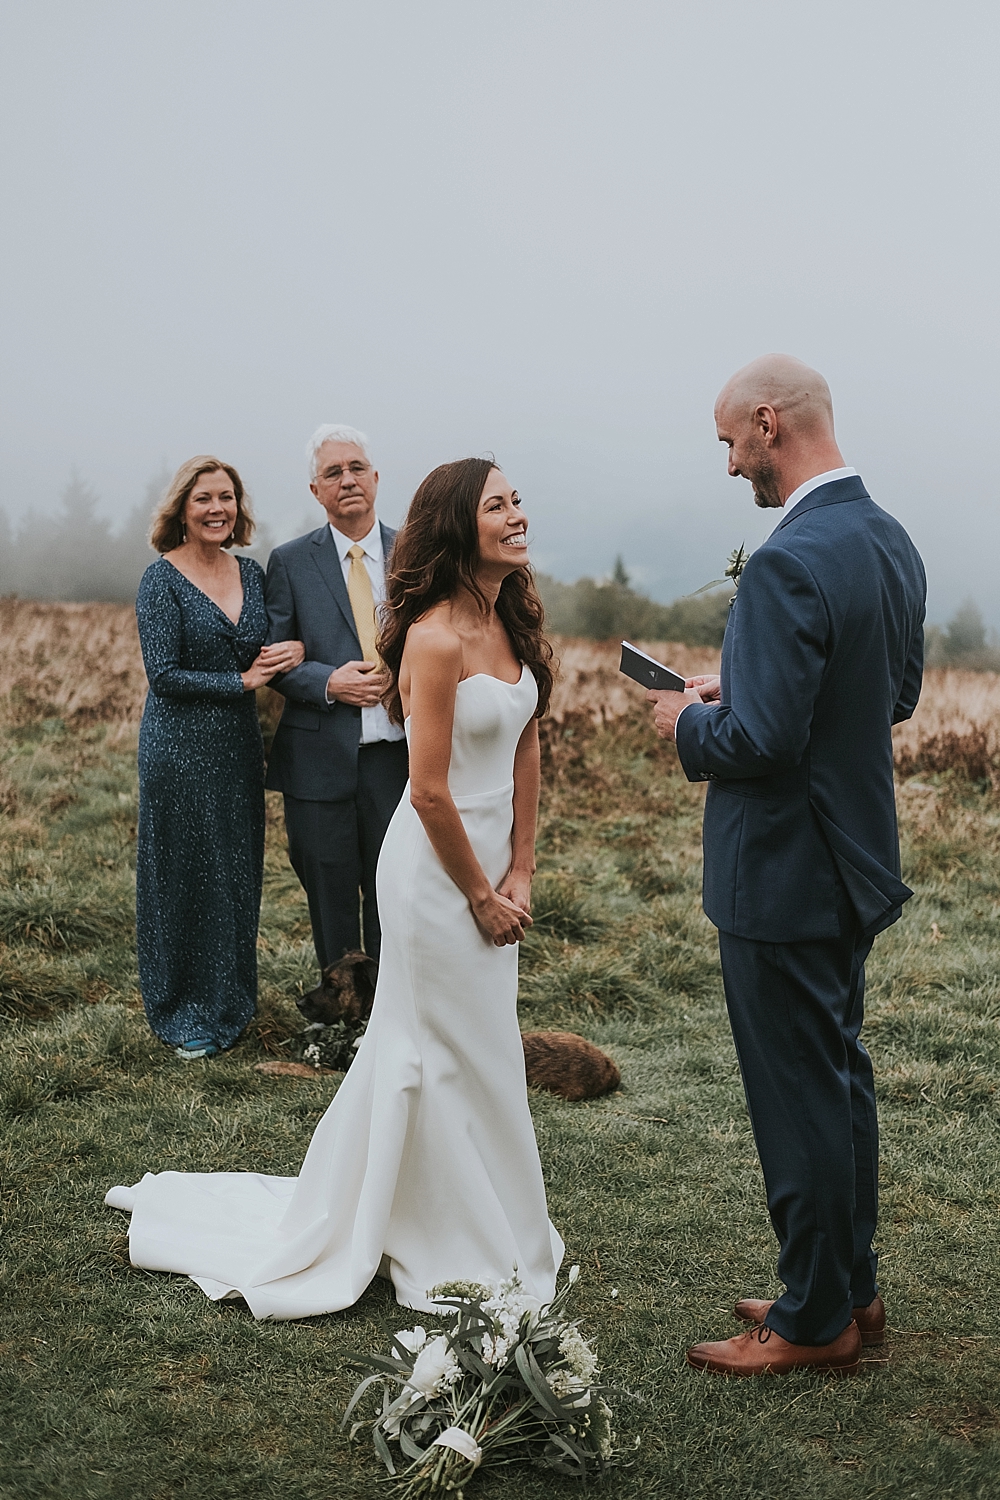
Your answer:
[538,563,1000,664]
[536,557,732,645]
[0,473,273,604]
[924,599,1000,671]
[2,486,997,663]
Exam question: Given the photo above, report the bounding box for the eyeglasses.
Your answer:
[317,462,371,484]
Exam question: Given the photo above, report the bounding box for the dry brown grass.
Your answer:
[551,639,1000,785]
[891,668,1000,782]
[548,638,721,722]
[0,598,144,727]
[2,600,999,781]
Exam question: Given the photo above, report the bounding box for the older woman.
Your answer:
[135,457,304,1059]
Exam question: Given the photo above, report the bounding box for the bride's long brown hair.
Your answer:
[378,457,554,726]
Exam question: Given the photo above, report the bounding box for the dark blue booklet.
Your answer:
[619,641,686,693]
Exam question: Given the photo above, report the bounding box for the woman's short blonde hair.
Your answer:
[149,456,255,553]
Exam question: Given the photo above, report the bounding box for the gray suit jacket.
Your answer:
[263,522,400,801]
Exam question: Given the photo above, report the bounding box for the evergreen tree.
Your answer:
[611,555,630,588]
[944,598,987,661]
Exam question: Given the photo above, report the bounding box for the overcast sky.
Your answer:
[2,0,998,619]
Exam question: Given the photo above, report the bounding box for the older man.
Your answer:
[650,355,925,1376]
[264,425,408,971]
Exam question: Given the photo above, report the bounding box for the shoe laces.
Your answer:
[752,1325,774,1345]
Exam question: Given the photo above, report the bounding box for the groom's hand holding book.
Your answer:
[618,641,712,741]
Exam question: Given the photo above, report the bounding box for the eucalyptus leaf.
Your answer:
[372,1424,396,1475]
[341,1370,389,1427]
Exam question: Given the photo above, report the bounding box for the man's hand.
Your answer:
[326,661,387,707]
[686,674,721,702]
[646,686,705,741]
[257,639,306,674]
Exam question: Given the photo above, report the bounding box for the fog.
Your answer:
[2,1,998,619]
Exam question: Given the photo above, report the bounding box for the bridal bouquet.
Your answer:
[343,1267,621,1496]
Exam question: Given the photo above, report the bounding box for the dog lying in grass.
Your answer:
[297,950,378,1026]
[291,951,620,1101]
[519,1029,620,1101]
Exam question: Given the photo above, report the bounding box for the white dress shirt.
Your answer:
[674,467,859,737]
[327,519,406,746]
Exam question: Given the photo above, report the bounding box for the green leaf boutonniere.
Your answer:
[724,543,749,601]
[693,543,751,607]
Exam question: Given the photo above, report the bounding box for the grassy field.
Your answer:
[1,605,999,1500]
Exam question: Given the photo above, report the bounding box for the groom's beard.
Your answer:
[749,456,784,509]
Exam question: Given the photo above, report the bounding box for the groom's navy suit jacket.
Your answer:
[676,476,926,943]
[263,522,398,803]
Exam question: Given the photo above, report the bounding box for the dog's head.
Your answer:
[296,950,379,1025]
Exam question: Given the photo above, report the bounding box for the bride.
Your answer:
[105,457,565,1317]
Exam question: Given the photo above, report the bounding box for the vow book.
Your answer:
[619,641,686,693]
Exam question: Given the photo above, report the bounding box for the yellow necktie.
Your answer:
[346,544,380,665]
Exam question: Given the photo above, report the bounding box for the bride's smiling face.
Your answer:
[476,469,529,577]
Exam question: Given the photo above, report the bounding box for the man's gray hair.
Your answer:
[306,424,373,478]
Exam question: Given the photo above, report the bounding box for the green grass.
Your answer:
[1,711,999,1499]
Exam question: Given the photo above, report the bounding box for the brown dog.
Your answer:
[296,950,379,1025]
[521,1030,621,1101]
[295,954,620,1101]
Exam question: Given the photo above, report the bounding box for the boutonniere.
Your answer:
[724,544,749,603]
[693,543,751,608]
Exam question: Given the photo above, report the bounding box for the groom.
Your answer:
[648,355,925,1376]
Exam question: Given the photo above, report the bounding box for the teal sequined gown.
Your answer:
[135,556,267,1049]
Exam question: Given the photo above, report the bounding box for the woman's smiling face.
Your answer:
[182,469,238,545]
[476,468,529,577]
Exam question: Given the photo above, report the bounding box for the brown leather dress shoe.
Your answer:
[687,1321,861,1377]
[733,1294,886,1347]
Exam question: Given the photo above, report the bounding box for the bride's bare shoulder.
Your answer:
[402,610,463,676]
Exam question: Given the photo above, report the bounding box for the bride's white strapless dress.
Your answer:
[105,666,564,1317]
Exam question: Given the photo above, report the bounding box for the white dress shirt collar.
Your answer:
[782,468,859,518]
[329,517,382,561]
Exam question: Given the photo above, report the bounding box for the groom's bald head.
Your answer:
[714,354,845,508]
[716,354,835,437]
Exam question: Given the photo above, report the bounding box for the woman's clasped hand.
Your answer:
[471,886,532,947]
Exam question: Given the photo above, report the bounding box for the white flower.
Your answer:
[558,1326,598,1384]
[380,1334,462,1439]
[610,1288,619,1299]
[481,1333,511,1367]
[481,1273,542,1342]
[568,1264,580,1284]
[427,1280,491,1302]
[303,1043,321,1065]
[394,1326,428,1356]
[406,1335,461,1398]
[595,1396,614,1458]
[546,1368,591,1407]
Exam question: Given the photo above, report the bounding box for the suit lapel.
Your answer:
[310,526,361,648]
[380,521,397,572]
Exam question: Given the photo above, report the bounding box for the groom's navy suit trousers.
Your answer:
[676,477,925,1346]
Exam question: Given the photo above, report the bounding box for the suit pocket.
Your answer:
[280,703,322,732]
